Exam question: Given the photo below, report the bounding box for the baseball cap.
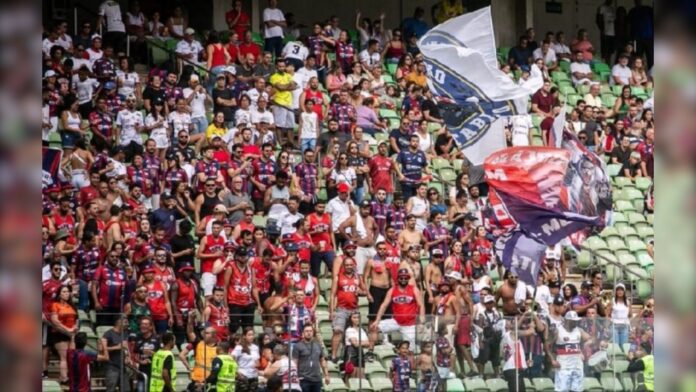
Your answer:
[397,268,411,278]
[337,183,350,193]
[445,271,462,281]
[615,283,626,291]
[189,74,199,83]
[224,66,237,75]
[581,280,593,289]
[91,34,102,41]
[216,73,226,80]
[184,27,195,35]
[213,204,228,214]
[142,265,156,274]
[342,241,357,250]
[552,295,565,306]
[630,151,641,160]
[235,246,249,256]
[548,280,562,289]
[161,192,174,200]
[43,70,57,79]
[224,242,237,250]
[483,295,495,304]
[104,81,117,90]
[432,248,444,256]
[359,200,371,208]
[178,264,195,273]
[564,310,581,321]
[283,242,299,252]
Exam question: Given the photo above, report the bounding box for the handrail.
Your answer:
[143,36,210,75]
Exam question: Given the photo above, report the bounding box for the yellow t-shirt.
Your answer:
[269,72,293,107]
[406,72,427,88]
[205,123,227,140]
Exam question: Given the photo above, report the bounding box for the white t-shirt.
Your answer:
[232,344,260,378]
[115,109,144,146]
[168,111,192,134]
[508,114,533,147]
[501,331,527,371]
[183,87,207,118]
[263,7,285,38]
[290,73,304,109]
[532,47,557,66]
[251,108,274,125]
[99,0,126,33]
[345,327,368,347]
[57,34,73,52]
[295,67,318,88]
[534,285,552,316]
[552,43,571,58]
[415,132,431,152]
[72,58,92,72]
[330,168,356,189]
[598,5,616,36]
[235,108,252,126]
[299,111,318,139]
[116,71,139,97]
[175,40,204,67]
[570,62,592,85]
[42,38,58,57]
[326,196,354,231]
[71,75,100,105]
[244,88,269,111]
[145,113,169,147]
[282,41,308,61]
[85,48,104,68]
[611,64,632,85]
[359,49,381,69]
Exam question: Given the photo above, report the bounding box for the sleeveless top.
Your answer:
[411,197,429,231]
[385,42,405,60]
[555,325,583,370]
[65,111,81,133]
[200,193,219,219]
[611,299,630,325]
[210,44,227,68]
[128,300,151,332]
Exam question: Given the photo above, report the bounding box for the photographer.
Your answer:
[515,299,547,378]
[474,295,503,378]
[569,280,605,317]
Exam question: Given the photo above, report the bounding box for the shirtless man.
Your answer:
[263,291,288,339]
[423,248,445,314]
[433,280,460,332]
[495,270,531,316]
[398,244,423,289]
[103,205,124,251]
[338,200,379,276]
[363,241,393,325]
[331,240,358,277]
[398,214,424,253]
[448,271,477,377]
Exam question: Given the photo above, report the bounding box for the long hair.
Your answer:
[240,326,255,355]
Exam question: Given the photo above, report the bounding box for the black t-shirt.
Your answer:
[166,145,196,164]
[583,120,600,146]
[129,332,161,375]
[389,128,410,155]
[212,87,235,122]
[620,160,641,177]
[435,133,454,156]
[103,329,126,368]
[171,234,195,269]
[143,86,167,107]
[421,99,441,120]
[317,130,350,155]
[611,146,631,165]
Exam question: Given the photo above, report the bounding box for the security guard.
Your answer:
[150,332,177,392]
[627,347,654,391]
[205,341,238,392]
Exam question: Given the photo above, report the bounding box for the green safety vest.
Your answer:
[216,354,238,392]
[643,354,654,391]
[150,349,177,392]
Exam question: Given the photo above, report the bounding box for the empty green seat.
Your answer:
[600,226,619,239]
[583,377,604,391]
[627,212,647,225]
[618,253,638,266]
[607,237,629,253]
[606,164,622,177]
[464,377,489,391]
[617,225,639,239]
[627,238,647,253]
[347,377,373,391]
[379,108,399,119]
[636,252,654,268]
[600,375,624,392]
[635,177,652,191]
[619,187,644,202]
[446,378,466,392]
[486,377,509,392]
[584,236,609,252]
[636,226,654,241]
[431,157,452,170]
[577,249,593,269]
[369,378,393,392]
[613,176,633,188]
[615,200,636,212]
[438,167,458,183]
[532,377,555,391]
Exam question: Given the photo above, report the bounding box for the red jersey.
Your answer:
[286,232,312,262]
[93,264,127,309]
[336,272,359,310]
[307,213,333,252]
[207,301,230,342]
[174,278,199,314]
[67,348,97,392]
[391,285,419,326]
[225,10,250,38]
[42,278,63,316]
[239,220,255,235]
[472,238,493,266]
[238,41,261,61]
[120,220,138,248]
[384,241,401,284]
[201,234,225,273]
[303,88,325,121]
[53,211,76,244]
[215,259,232,287]
[292,275,317,308]
[153,265,176,289]
[368,155,394,193]
[227,263,254,306]
[145,280,168,320]
[251,258,272,295]
[78,186,99,206]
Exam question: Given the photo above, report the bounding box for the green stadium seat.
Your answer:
[559,85,576,96]
[621,373,635,391]
[600,226,619,239]
[431,157,452,171]
[386,63,398,76]
[627,212,647,225]
[532,377,555,391]
[583,377,604,391]
[438,167,458,183]
[611,85,624,96]
[634,177,652,191]
[600,375,624,392]
[614,200,636,212]
[602,94,617,108]
[617,225,639,240]
[551,72,570,83]
[612,176,632,189]
[613,359,630,373]
[636,252,654,268]
[486,377,509,392]
[606,164,622,177]
[523,378,537,391]
[577,250,592,269]
[464,377,489,391]
[607,237,629,254]
[348,377,373,391]
[619,187,644,202]
[577,83,591,95]
[370,378,393,392]
[565,93,581,106]
[600,83,613,94]
[636,226,654,241]
[617,253,638,267]
[42,380,62,392]
[584,236,609,252]
[446,378,466,392]
[605,342,626,360]
[364,361,387,380]
[631,86,646,96]
[626,238,647,253]
[379,108,399,119]
[252,215,267,228]
[325,378,350,392]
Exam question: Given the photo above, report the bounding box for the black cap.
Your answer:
[581,280,593,289]
[359,200,371,208]
[161,192,174,200]
[552,295,565,306]
[235,246,249,256]
[548,280,562,289]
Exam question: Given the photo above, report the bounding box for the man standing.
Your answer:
[596,0,616,64]
[326,183,355,246]
[203,286,230,343]
[223,246,259,335]
[149,332,177,392]
[295,148,319,214]
[92,249,128,326]
[549,311,594,392]
[169,264,201,342]
[396,134,429,200]
[338,200,379,276]
[197,220,226,298]
[114,94,145,162]
[100,316,131,392]
[362,241,393,344]
[294,324,330,392]
[371,268,424,351]
[270,58,297,147]
[329,90,357,135]
[496,270,531,317]
[205,341,238,392]
[262,0,286,57]
[329,257,366,362]
[368,142,399,205]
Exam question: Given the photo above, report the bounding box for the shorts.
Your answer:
[272,105,296,129]
[368,286,390,321]
[378,318,416,349]
[354,246,376,276]
[476,337,501,367]
[47,329,72,346]
[331,307,353,332]
[554,367,583,392]
[300,138,316,153]
[61,130,80,149]
[201,272,217,296]
[191,116,208,135]
[456,315,472,346]
[151,132,170,149]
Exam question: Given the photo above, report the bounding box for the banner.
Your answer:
[418,6,543,164]
[485,143,612,286]
[42,147,62,189]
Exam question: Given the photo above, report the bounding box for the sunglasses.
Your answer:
[205,184,216,187]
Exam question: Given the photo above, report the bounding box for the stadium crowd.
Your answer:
[42,0,655,391]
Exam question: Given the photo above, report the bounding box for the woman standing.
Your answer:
[606,283,632,347]
[59,95,89,154]
[326,30,356,75]
[166,6,188,40]
[62,137,94,189]
[326,65,347,96]
[344,311,369,381]
[206,31,231,93]
[232,327,260,392]
[145,101,169,160]
[382,29,405,64]
[346,141,369,204]
[49,285,78,385]
[116,57,141,101]
[328,152,357,201]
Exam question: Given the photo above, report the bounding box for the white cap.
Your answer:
[189,74,199,82]
[91,33,102,41]
[615,283,626,291]
[445,271,462,281]
[224,66,237,75]
[564,311,581,321]
[483,295,495,304]
[43,70,57,79]
[184,27,195,35]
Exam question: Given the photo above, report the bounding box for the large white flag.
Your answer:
[418,6,543,164]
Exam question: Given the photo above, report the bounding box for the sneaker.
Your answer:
[465,370,479,378]
[42,371,48,379]
[365,351,375,362]
[330,357,339,364]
